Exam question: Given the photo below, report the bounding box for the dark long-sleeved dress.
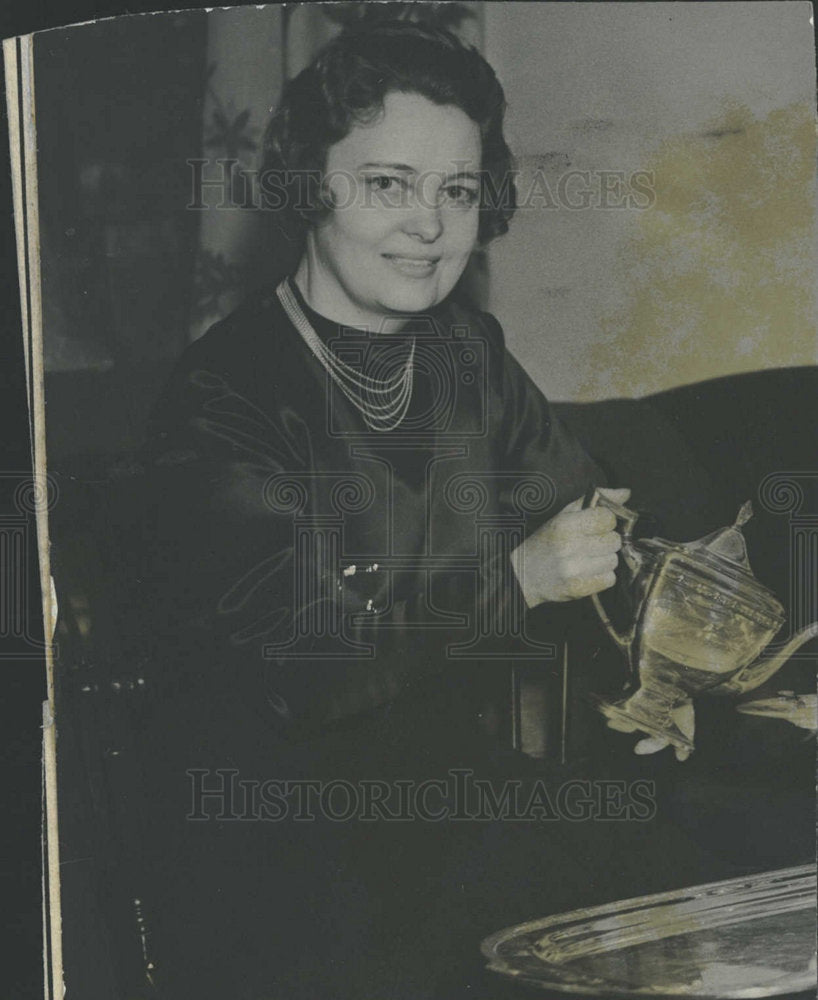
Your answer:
[144,281,604,733]
[137,281,612,999]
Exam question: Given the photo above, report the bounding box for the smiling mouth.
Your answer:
[382,254,441,275]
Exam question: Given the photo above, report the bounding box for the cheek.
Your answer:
[448,209,480,253]
[322,203,390,254]
[341,201,397,246]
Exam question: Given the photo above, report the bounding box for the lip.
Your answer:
[382,253,441,277]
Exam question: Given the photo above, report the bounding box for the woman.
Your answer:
[141,19,634,1000]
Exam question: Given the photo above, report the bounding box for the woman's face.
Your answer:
[297,91,482,329]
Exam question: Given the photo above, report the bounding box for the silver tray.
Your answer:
[481,864,816,997]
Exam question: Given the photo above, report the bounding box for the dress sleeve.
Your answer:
[141,351,463,737]
[141,355,358,735]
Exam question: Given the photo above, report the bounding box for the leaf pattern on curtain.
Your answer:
[203,62,260,161]
[191,249,248,326]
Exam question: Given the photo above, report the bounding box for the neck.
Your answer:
[294,242,409,335]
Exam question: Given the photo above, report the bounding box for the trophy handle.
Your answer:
[584,488,641,659]
[585,487,641,546]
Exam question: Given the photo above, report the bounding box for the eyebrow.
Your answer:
[358,161,480,182]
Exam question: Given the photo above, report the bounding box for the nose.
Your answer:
[403,193,443,243]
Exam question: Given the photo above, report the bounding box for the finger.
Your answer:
[579,553,620,575]
[673,701,696,740]
[674,746,692,762]
[634,736,669,755]
[596,487,631,505]
[548,507,616,542]
[573,569,617,597]
[606,716,639,734]
[562,495,585,513]
[569,507,617,534]
[571,532,622,558]
[597,568,618,592]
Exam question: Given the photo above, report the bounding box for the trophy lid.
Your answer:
[641,502,785,629]
[686,499,754,570]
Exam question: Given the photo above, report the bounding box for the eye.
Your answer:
[441,184,479,207]
[364,174,403,193]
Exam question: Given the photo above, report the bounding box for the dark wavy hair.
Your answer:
[262,19,517,248]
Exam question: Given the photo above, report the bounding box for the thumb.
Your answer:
[605,716,639,734]
[634,735,691,762]
[596,487,631,505]
[633,736,669,755]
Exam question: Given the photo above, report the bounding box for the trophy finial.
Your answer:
[688,501,754,568]
[735,500,753,528]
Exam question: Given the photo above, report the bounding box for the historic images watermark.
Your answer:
[758,472,818,658]
[0,473,59,659]
[187,768,657,823]
[187,161,656,213]
[253,463,558,663]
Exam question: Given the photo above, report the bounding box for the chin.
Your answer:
[379,282,448,317]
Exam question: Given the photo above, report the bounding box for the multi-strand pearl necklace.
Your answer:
[276,277,416,432]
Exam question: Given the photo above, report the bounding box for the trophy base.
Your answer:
[592,694,696,753]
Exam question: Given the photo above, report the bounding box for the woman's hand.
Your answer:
[736,692,818,732]
[605,699,695,762]
[510,488,631,607]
